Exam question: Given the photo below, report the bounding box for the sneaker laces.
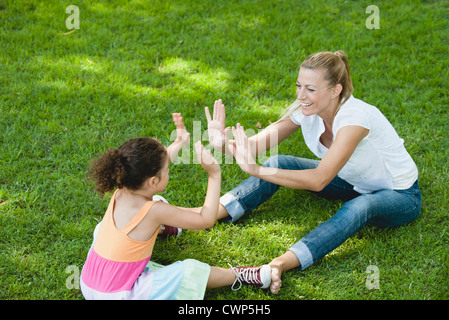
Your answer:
[228,263,261,291]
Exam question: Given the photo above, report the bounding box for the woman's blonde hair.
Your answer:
[279,50,353,121]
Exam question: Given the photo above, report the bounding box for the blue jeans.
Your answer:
[220,155,422,270]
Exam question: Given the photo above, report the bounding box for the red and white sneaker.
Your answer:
[152,195,182,237]
[159,224,182,237]
[229,264,271,291]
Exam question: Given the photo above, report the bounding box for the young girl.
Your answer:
[80,113,271,300]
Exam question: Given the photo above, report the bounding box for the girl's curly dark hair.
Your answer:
[88,137,167,197]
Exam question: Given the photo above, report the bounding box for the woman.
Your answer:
[205,51,421,294]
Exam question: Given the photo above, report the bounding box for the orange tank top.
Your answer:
[94,190,159,262]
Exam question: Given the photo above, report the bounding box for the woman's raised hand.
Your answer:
[205,99,230,152]
[229,123,258,175]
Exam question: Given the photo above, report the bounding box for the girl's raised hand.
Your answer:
[172,113,190,148]
[205,99,229,152]
[194,141,220,177]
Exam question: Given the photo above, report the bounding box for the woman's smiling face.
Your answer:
[296,67,339,119]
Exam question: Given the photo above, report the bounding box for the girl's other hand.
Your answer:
[194,141,220,177]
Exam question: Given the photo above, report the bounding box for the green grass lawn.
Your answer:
[0,0,448,300]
